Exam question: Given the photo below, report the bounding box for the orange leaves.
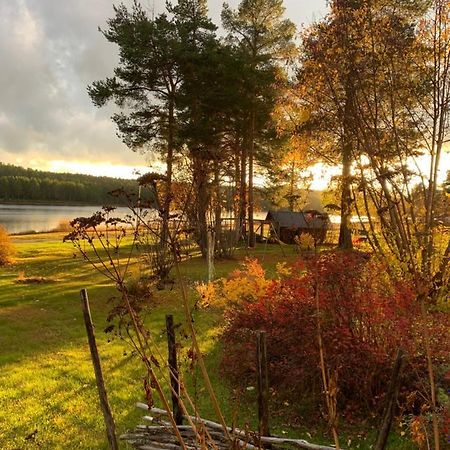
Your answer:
[410,415,427,447]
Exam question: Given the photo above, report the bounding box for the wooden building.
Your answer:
[266,210,330,244]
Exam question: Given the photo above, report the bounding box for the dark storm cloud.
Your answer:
[0,0,326,171]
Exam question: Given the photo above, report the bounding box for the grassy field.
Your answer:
[0,234,415,449]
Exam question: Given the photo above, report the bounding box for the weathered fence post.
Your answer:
[166,314,183,425]
[80,289,118,450]
[256,331,270,439]
[374,348,405,450]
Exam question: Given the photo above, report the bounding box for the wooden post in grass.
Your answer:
[166,314,183,425]
[374,348,405,450]
[256,331,270,439]
[80,289,118,450]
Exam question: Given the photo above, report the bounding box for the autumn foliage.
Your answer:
[0,225,15,266]
[201,253,450,421]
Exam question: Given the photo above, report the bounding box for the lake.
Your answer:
[0,204,344,235]
[0,204,130,234]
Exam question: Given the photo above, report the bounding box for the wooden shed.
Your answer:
[266,210,330,244]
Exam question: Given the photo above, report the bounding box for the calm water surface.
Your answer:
[0,204,342,235]
[0,204,129,234]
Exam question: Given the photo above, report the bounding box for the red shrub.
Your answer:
[221,251,449,420]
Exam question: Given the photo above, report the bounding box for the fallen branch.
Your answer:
[136,403,341,450]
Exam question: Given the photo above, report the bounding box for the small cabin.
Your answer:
[266,210,330,244]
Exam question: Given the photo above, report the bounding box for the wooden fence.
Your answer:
[80,289,404,450]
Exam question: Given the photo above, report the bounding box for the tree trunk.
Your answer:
[193,154,209,257]
[374,349,404,450]
[161,99,175,247]
[248,110,256,248]
[207,229,215,282]
[338,85,354,250]
[213,157,222,255]
[338,142,353,249]
[238,140,247,243]
[288,160,295,212]
[233,145,241,238]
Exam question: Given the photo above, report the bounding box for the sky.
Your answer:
[0,0,328,181]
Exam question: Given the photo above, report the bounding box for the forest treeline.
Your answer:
[0,163,144,205]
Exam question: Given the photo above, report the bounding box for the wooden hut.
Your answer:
[266,210,330,244]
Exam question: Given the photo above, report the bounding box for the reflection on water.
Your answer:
[0,204,130,234]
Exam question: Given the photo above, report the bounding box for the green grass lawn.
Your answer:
[0,234,415,449]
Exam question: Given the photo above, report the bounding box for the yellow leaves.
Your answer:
[0,225,15,265]
[288,134,310,154]
[196,258,272,309]
[221,274,269,304]
[295,233,316,251]
[271,135,312,176]
[273,94,311,136]
[236,257,266,279]
[275,262,292,278]
[196,282,217,308]
[436,290,450,311]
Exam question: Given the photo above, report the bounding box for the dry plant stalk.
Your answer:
[66,206,232,449]
[419,293,440,450]
[128,194,232,441]
[169,236,231,441]
[314,276,341,450]
[65,211,190,449]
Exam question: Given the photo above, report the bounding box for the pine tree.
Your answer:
[88,3,181,242]
[222,0,296,247]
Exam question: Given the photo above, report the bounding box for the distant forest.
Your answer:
[0,163,148,205]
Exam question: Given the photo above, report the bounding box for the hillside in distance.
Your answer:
[0,163,152,205]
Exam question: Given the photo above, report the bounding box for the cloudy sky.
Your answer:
[0,0,328,179]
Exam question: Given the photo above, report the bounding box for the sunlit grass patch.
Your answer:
[0,233,245,447]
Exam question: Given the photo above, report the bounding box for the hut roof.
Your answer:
[266,210,328,229]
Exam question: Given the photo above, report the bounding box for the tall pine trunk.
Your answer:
[213,157,222,255]
[248,110,256,248]
[161,99,175,247]
[233,145,241,238]
[238,140,247,243]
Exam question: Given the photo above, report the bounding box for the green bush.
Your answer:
[0,225,15,265]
